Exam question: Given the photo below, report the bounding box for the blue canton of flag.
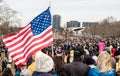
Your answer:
[30,7,51,36]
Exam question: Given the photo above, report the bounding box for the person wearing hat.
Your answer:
[62,47,90,76]
[20,68,32,76]
[14,63,27,76]
[20,62,32,76]
[32,51,54,76]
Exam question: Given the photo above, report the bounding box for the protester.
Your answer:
[83,55,96,68]
[98,40,105,53]
[14,68,21,76]
[20,68,32,76]
[1,68,13,76]
[67,50,74,63]
[1,36,120,75]
[110,57,116,70]
[111,44,117,58]
[115,47,120,62]
[53,56,64,76]
[27,62,35,73]
[20,63,32,76]
[32,51,54,76]
[62,48,90,76]
[88,51,116,76]
[1,57,7,72]
[92,55,98,64]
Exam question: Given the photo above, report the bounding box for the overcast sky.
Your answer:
[4,0,120,27]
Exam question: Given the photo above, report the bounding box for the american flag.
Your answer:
[2,7,53,67]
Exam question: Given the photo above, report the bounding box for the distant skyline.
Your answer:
[4,0,120,27]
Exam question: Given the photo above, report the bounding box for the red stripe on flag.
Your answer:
[7,26,52,53]
[6,30,32,49]
[14,41,53,65]
[3,25,53,66]
[10,34,53,59]
[15,41,53,67]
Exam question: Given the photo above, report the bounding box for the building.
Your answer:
[65,21,98,36]
[66,21,82,31]
[52,14,61,30]
[67,21,81,28]
[66,21,83,36]
[82,22,97,27]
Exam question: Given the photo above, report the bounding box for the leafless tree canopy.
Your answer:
[83,17,120,38]
[0,0,21,37]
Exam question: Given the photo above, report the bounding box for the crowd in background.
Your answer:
[0,37,120,76]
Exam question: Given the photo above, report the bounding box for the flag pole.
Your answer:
[49,0,54,57]
[49,0,52,7]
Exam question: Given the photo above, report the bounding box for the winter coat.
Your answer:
[88,67,116,76]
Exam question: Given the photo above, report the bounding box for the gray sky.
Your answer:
[4,0,120,27]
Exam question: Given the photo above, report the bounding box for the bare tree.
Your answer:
[83,17,120,38]
[0,0,21,36]
[0,0,21,27]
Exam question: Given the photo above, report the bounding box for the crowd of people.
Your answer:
[0,37,120,76]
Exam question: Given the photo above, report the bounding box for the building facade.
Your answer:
[82,22,97,27]
[66,21,97,36]
[67,21,80,28]
[52,14,61,30]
